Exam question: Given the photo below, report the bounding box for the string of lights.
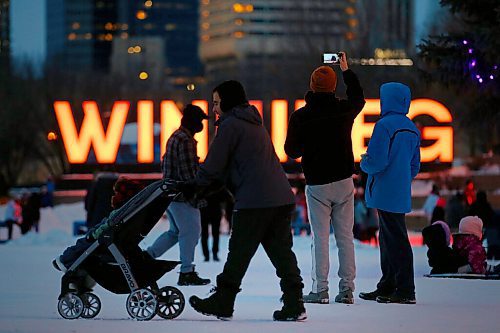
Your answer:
[462,39,498,85]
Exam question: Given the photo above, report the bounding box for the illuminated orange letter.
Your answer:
[352,99,379,162]
[54,101,129,163]
[137,100,154,163]
[408,99,453,163]
[160,101,182,158]
[271,100,288,162]
[249,100,263,118]
[192,100,209,162]
[352,98,453,163]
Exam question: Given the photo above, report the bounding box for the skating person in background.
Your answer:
[189,80,306,321]
[146,104,211,286]
[422,184,441,223]
[445,191,466,229]
[284,51,365,304]
[3,194,22,240]
[464,179,476,207]
[422,221,468,274]
[430,197,446,224]
[468,191,494,230]
[200,189,227,262]
[359,82,420,304]
[20,189,41,234]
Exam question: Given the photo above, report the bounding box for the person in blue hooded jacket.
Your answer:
[358,82,420,304]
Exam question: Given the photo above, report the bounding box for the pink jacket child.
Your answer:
[452,216,486,274]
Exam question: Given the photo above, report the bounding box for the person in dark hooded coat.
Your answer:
[188,80,306,322]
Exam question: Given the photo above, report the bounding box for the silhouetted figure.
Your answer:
[422,184,440,223]
[200,193,224,262]
[85,172,119,229]
[445,191,465,229]
[21,190,41,234]
[464,179,476,207]
[430,197,446,224]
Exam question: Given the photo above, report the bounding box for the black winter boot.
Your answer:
[273,294,307,321]
[359,289,393,301]
[189,287,238,320]
[178,271,211,286]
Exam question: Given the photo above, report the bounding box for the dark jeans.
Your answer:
[201,204,221,260]
[216,204,303,297]
[60,237,93,268]
[376,210,415,297]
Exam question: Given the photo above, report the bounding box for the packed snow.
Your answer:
[0,203,499,333]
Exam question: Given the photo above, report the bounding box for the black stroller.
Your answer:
[57,179,185,321]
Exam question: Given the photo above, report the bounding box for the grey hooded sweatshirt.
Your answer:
[196,104,295,210]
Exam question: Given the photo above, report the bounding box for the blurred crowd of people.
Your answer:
[421,178,500,260]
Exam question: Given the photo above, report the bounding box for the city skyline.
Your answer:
[9,0,445,72]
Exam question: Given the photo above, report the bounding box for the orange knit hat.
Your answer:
[310,66,337,92]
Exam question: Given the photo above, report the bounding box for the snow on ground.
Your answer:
[1,203,499,333]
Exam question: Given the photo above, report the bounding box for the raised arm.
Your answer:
[339,52,366,117]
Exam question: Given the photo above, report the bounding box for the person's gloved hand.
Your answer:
[90,222,110,240]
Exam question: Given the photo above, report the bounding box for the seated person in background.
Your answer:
[453,216,500,274]
[53,177,145,272]
[422,221,467,274]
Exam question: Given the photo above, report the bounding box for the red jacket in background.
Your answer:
[452,233,486,274]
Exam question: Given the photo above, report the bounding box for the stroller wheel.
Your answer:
[126,288,158,321]
[80,292,101,319]
[58,293,84,319]
[157,286,185,319]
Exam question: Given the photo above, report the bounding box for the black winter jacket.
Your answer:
[284,69,365,185]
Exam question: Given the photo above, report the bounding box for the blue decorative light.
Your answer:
[463,40,468,45]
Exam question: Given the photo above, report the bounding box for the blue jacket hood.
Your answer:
[380,82,411,117]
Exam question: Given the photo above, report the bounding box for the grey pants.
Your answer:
[147,201,201,273]
[306,177,356,293]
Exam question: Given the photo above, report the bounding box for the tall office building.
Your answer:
[122,0,202,79]
[199,0,359,97]
[46,0,120,72]
[46,0,202,81]
[0,0,9,70]
[356,0,414,57]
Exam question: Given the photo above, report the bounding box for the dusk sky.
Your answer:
[10,0,45,67]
